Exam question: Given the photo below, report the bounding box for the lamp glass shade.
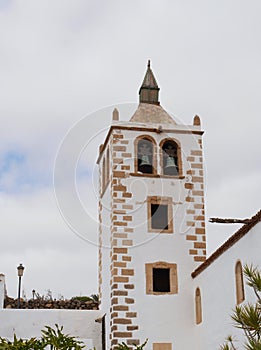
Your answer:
[17,264,25,277]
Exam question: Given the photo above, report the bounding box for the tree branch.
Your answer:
[209,218,250,224]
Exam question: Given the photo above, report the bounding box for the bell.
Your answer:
[165,156,177,168]
[139,155,153,174]
[164,156,178,175]
[140,155,151,166]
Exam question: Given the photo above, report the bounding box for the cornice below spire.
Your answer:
[139,60,160,105]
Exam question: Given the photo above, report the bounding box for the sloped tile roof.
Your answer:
[191,209,261,278]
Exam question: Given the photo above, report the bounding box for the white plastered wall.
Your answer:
[0,309,102,349]
[100,186,113,349]
[193,221,261,350]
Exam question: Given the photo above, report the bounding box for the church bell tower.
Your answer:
[97,62,206,350]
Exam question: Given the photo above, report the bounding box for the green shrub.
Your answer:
[0,324,84,350]
[0,334,44,349]
[71,295,99,304]
[116,339,148,350]
[71,296,92,302]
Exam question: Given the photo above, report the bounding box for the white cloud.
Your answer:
[0,188,98,298]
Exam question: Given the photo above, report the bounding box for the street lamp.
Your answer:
[17,263,25,309]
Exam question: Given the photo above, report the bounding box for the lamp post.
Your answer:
[17,263,25,309]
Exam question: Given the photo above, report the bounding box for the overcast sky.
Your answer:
[0,0,260,299]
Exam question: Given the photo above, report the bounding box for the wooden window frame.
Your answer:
[147,196,173,233]
[145,262,178,295]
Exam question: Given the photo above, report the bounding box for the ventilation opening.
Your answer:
[151,204,168,230]
[153,268,170,292]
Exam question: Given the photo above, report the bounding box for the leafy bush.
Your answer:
[0,334,44,349]
[116,339,148,350]
[71,296,93,302]
[0,324,84,350]
[41,324,84,350]
[71,295,99,304]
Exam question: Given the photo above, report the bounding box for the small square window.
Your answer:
[151,204,168,230]
[148,197,173,233]
[153,268,170,292]
[146,262,178,295]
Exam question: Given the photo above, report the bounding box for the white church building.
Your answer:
[0,62,260,350]
[96,61,261,350]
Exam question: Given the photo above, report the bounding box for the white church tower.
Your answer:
[97,61,206,350]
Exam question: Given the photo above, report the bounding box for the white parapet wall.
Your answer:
[0,274,5,309]
[0,309,103,349]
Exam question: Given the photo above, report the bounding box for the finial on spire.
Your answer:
[147,59,150,68]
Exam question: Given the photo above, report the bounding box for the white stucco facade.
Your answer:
[193,220,261,350]
[0,309,102,349]
[98,99,207,349]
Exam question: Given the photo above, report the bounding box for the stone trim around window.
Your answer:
[159,137,183,178]
[145,262,178,295]
[134,135,157,175]
[153,343,172,350]
[147,196,173,233]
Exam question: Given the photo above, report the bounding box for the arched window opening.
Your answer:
[106,147,110,184]
[137,137,155,174]
[102,157,106,192]
[195,287,202,324]
[235,261,245,304]
[161,140,179,176]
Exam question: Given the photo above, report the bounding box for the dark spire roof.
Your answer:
[139,60,160,105]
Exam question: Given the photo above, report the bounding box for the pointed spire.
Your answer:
[139,60,160,105]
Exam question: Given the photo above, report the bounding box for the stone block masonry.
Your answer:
[185,137,206,263]
[109,130,138,350]
[4,296,99,310]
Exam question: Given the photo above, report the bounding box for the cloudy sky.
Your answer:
[0,0,260,299]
